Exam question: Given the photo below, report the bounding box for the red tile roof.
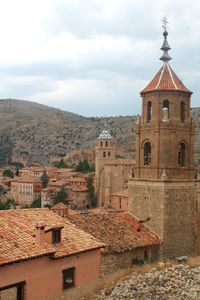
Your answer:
[68,211,161,253]
[141,63,192,94]
[0,208,104,266]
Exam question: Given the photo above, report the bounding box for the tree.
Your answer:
[86,174,96,206]
[75,159,90,172]
[15,167,19,176]
[3,169,14,178]
[55,158,69,168]
[30,196,41,208]
[0,198,16,210]
[40,170,49,188]
[53,186,68,205]
[0,185,5,194]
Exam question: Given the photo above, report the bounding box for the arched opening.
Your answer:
[180,101,185,122]
[103,152,106,158]
[147,101,152,122]
[178,142,186,166]
[108,151,111,157]
[105,141,108,147]
[144,141,151,165]
[163,99,169,119]
[100,141,103,147]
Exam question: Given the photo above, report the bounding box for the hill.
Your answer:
[0,99,135,166]
[0,99,200,167]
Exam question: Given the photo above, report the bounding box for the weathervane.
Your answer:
[161,16,168,31]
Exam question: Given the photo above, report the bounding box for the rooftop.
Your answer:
[68,211,161,253]
[98,130,113,140]
[0,208,104,266]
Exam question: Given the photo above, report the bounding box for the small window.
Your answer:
[178,142,186,166]
[105,141,108,147]
[180,101,185,122]
[144,142,151,165]
[147,101,152,122]
[63,267,75,289]
[103,152,106,157]
[100,141,103,147]
[108,151,111,157]
[52,229,61,244]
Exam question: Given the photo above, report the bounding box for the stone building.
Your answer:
[128,27,200,258]
[68,210,161,275]
[95,130,135,206]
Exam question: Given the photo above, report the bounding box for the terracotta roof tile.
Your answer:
[0,208,104,266]
[68,211,161,253]
[141,63,192,94]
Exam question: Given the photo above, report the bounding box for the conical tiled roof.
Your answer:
[141,63,192,94]
[98,130,113,140]
[141,26,192,95]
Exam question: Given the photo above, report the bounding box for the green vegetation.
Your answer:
[0,145,12,167]
[53,186,68,205]
[86,174,96,207]
[40,170,49,188]
[3,169,14,178]
[54,158,69,168]
[0,198,16,210]
[0,185,5,194]
[75,159,95,172]
[21,196,41,209]
[15,167,19,176]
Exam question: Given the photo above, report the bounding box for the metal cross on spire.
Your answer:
[161,16,169,31]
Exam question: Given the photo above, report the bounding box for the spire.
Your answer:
[160,17,172,62]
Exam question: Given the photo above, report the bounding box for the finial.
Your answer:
[160,17,172,63]
[161,16,168,32]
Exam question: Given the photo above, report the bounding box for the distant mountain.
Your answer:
[0,99,200,168]
[0,99,136,166]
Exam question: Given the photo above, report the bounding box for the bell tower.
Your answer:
[95,129,116,206]
[129,21,199,258]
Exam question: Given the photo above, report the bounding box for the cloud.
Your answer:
[0,0,199,116]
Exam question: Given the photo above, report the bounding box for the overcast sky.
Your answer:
[0,0,199,117]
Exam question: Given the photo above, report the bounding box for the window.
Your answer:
[100,141,103,147]
[147,101,152,122]
[63,267,75,289]
[103,152,106,157]
[0,282,25,300]
[178,142,186,166]
[144,142,151,165]
[105,141,108,147]
[108,151,111,157]
[180,101,185,122]
[163,100,169,118]
[52,229,61,244]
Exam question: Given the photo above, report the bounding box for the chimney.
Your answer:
[35,222,46,245]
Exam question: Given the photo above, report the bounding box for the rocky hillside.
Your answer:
[95,264,200,299]
[0,99,135,166]
[0,99,200,167]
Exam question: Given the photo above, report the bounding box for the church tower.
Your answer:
[128,22,199,258]
[95,129,116,206]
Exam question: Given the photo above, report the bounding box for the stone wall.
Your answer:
[128,178,198,258]
[101,246,159,275]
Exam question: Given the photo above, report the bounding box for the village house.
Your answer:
[0,208,104,300]
[67,210,161,275]
[19,166,58,179]
[10,177,42,205]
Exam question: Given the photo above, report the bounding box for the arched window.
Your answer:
[103,152,106,158]
[105,141,108,147]
[100,141,103,147]
[163,100,169,119]
[147,101,152,122]
[178,142,186,166]
[180,101,185,122]
[144,142,151,165]
[108,151,111,157]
